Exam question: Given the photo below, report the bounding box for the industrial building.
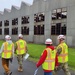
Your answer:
[0,0,75,47]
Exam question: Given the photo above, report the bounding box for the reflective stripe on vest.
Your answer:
[2,42,14,58]
[58,43,68,63]
[42,48,56,70]
[16,40,26,55]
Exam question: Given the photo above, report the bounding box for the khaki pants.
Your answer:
[53,62,71,75]
[2,58,10,74]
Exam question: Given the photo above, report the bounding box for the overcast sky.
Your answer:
[0,0,33,11]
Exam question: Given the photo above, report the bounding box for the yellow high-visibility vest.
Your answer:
[42,48,56,70]
[16,39,26,55]
[57,42,68,63]
[2,42,14,58]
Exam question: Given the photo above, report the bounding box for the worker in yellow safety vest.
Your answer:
[36,38,58,75]
[0,35,14,75]
[53,35,71,75]
[15,34,28,72]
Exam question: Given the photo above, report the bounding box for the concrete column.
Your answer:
[9,19,12,36]
[2,20,4,39]
[29,14,34,42]
[18,17,21,34]
[45,11,51,40]
[66,6,75,47]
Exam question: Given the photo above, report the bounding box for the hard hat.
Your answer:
[5,35,11,40]
[18,34,23,38]
[45,38,53,44]
[57,35,65,40]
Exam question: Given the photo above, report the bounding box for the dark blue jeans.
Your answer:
[44,72,52,75]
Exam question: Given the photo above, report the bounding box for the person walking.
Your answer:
[53,35,71,75]
[36,38,58,75]
[0,35,14,75]
[15,34,28,72]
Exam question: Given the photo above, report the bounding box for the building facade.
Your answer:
[0,0,75,47]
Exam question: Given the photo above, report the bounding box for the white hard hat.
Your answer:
[5,35,11,40]
[45,38,53,44]
[18,34,23,38]
[57,35,65,40]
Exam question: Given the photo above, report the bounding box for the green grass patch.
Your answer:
[68,48,75,69]
[27,43,45,60]
[0,40,5,48]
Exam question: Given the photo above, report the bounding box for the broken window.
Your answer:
[52,10,57,20]
[34,12,45,22]
[56,23,61,35]
[4,28,9,35]
[57,9,62,19]
[51,23,66,35]
[0,21,2,27]
[51,24,56,35]
[34,25,44,35]
[51,8,67,35]
[12,18,18,25]
[52,8,67,20]
[21,26,29,35]
[62,8,67,19]
[0,28,2,35]
[61,23,66,35]
[21,16,29,24]
[4,20,9,26]
[12,27,18,35]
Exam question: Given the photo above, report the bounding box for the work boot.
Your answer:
[4,71,12,75]
[18,67,21,71]
[18,67,23,72]
[4,72,8,75]
[20,66,23,72]
[20,68,23,72]
[8,71,12,75]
